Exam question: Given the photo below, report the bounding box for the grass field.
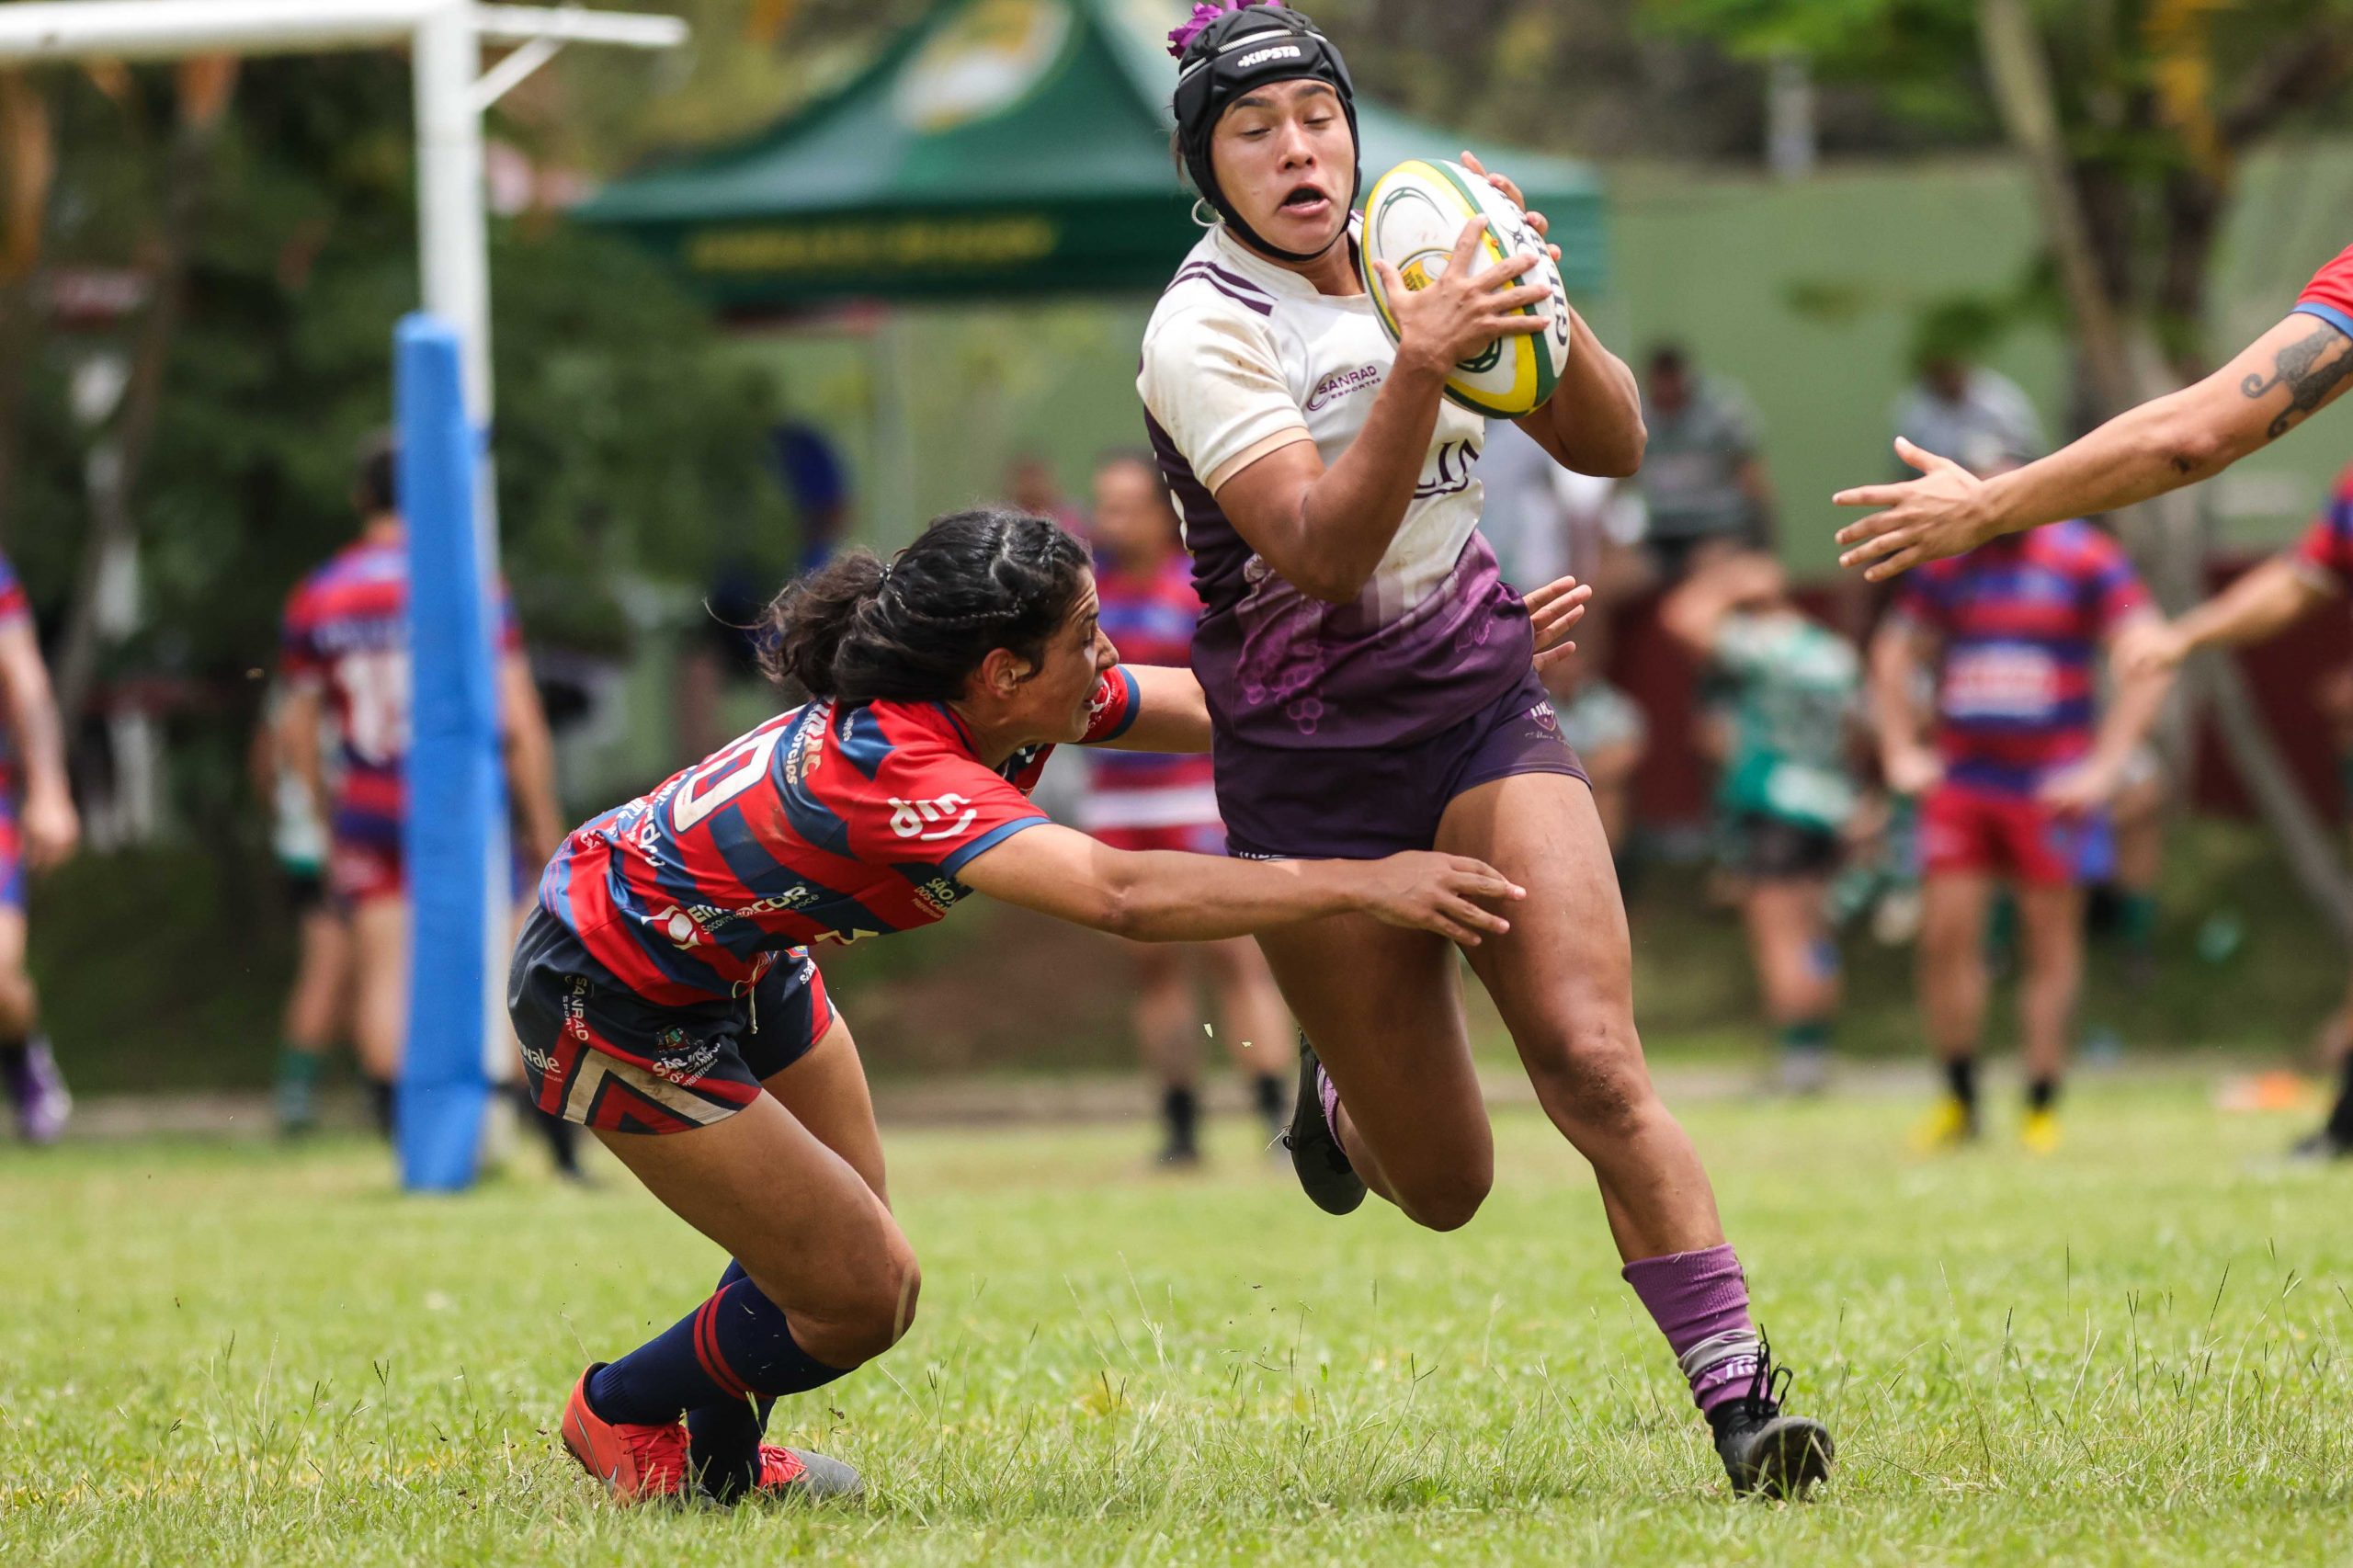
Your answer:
[8,1078,2353,1565]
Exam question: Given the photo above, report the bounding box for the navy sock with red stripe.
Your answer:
[685,1260,778,1499]
[586,1268,849,1449]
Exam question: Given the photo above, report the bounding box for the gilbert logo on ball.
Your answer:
[1358,159,1574,417]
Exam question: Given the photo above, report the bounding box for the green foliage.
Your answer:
[6,50,800,849]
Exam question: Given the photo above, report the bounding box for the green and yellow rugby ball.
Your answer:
[1358,158,1573,418]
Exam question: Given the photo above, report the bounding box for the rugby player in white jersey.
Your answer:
[1136,0,1832,1497]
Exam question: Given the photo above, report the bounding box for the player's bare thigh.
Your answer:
[0,906,31,1032]
[1253,915,1493,1227]
[285,903,354,1043]
[346,894,408,1079]
[760,1015,889,1207]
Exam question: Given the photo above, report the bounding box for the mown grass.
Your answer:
[6,1079,2353,1564]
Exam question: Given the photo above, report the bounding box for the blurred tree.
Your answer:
[1,48,792,842]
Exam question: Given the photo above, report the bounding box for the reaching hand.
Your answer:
[1353,851,1525,947]
[2036,760,2116,816]
[1374,215,1552,376]
[20,788,78,873]
[1523,574,1593,674]
[1833,438,2003,581]
[2112,618,2192,683]
[1882,745,1944,799]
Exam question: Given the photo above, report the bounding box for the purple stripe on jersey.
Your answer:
[1170,266,1274,317]
[1180,261,1276,303]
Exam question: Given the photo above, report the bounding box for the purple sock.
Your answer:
[1621,1244,1760,1417]
[1316,1062,1342,1143]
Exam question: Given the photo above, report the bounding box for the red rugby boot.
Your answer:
[560,1365,692,1504]
[753,1441,865,1501]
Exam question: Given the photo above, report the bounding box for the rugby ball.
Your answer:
[1358,159,1573,418]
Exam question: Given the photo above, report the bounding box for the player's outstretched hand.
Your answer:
[1524,574,1592,673]
[1375,217,1552,377]
[1833,438,2000,581]
[1355,851,1524,947]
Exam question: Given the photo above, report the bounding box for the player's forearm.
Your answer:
[6,673,68,806]
[1969,389,2238,541]
[1519,310,1643,477]
[278,698,326,824]
[1105,665,1213,754]
[504,725,563,859]
[2087,663,2170,778]
[2174,556,2331,654]
[1101,852,1367,940]
[1658,577,1733,654]
[1289,355,1452,602]
[1867,633,1929,767]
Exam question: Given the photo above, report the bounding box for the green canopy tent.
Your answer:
[574,0,1608,303]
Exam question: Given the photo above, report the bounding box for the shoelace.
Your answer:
[1735,1331,1792,1421]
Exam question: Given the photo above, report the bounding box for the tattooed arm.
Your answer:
[1831,313,2353,581]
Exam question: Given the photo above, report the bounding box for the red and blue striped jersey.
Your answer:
[279,531,520,835]
[1893,519,2149,792]
[541,666,1142,1006]
[2294,244,2353,342]
[2291,461,2353,589]
[1087,554,1214,804]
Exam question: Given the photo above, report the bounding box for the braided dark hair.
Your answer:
[763,507,1094,703]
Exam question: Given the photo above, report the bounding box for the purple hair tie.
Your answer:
[1166,0,1284,59]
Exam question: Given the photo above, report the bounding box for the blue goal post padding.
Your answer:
[394,313,508,1193]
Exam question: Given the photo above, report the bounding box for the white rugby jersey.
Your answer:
[1137,222,1532,750]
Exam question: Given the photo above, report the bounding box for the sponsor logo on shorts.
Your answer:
[889,793,978,841]
[1306,363,1381,412]
[1528,700,1561,735]
[517,1040,558,1076]
[649,1027,722,1085]
[1236,43,1302,68]
[562,977,594,1042]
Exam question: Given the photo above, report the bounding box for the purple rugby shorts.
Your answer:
[1215,667,1587,859]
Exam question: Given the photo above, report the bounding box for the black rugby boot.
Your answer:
[1280,1035,1365,1215]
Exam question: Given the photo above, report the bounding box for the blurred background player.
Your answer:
[1082,452,1293,1165]
[1664,551,1861,1093]
[2118,457,2353,1157]
[278,434,577,1174]
[0,552,78,1144]
[253,685,351,1135]
[1889,332,2046,480]
[1633,343,1776,584]
[1871,454,2170,1153]
[1006,451,1086,537]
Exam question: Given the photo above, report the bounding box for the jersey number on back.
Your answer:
[672,724,787,833]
